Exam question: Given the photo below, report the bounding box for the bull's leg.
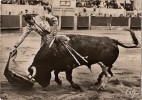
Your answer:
[95,65,113,85]
[46,73,52,86]
[42,73,51,91]
[97,62,111,90]
[54,70,62,85]
[95,71,105,85]
[65,70,82,91]
[108,65,113,77]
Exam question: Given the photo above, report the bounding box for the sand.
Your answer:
[0,30,141,100]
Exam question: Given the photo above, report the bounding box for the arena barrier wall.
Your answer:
[111,17,129,26]
[91,16,110,26]
[90,16,110,30]
[1,15,141,30]
[77,16,89,28]
[110,17,130,30]
[61,16,74,28]
[130,17,141,28]
[1,15,20,29]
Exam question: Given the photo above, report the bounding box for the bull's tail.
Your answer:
[113,29,139,48]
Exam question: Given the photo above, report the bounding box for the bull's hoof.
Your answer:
[97,83,105,91]
[97,86,104,91]
[72,84,82,91]
[95,81,101,85]
[55,79,62,85]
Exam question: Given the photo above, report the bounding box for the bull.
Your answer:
[28,29,139,91]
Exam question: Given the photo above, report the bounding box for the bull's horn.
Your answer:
[31,66,36,77]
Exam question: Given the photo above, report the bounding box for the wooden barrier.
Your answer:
[90,16,110,30]
[1,15,20,29]
[111,17,129,26]
[1,15,141,30]
[130,17,141,28]
[1,15,9,28]
[9,16,20,28]
[77,16,89,28]
[91,16,109,26]
[61,16,74,28]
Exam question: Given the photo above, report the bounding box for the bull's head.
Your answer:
[28,35,71,87]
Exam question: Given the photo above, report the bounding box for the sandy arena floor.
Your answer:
[0,30,141,100]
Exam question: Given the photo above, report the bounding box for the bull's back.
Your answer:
[66,34,119,65]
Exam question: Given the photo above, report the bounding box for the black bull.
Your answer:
[29,30,139,90]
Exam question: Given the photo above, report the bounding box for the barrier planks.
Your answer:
[91,16,109,26]
[61,16,74,28]
[1,15,9,28]
[130,17,141,28]
[77,16,89,28]
[9,15,20,28]
[111,17,129,26]
[1,15,20,29]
